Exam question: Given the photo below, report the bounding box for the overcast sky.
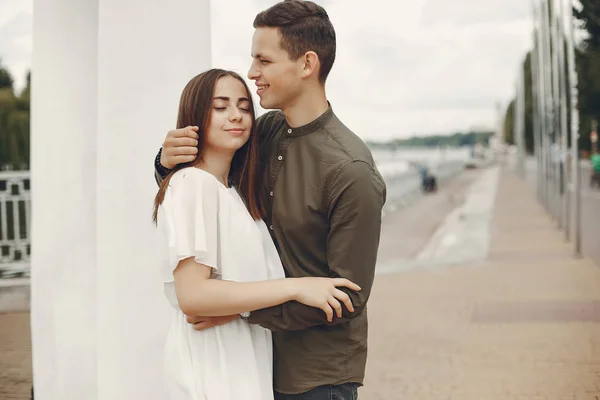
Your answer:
[0,0,534,140]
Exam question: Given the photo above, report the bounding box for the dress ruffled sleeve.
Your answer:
[159,169,220,282]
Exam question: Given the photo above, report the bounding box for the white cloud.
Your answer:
[421,0,532,26]
[318,0,534,139]
[209,0,534,139]
[0,0,33,92]
[0,0,537,140]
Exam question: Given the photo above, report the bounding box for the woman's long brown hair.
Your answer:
[152,69,265,223]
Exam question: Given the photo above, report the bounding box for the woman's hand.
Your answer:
[186,314,240,331]
[289,278,361,322]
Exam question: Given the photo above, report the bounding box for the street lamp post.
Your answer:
[564,0,581,257]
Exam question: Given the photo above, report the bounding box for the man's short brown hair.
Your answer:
[253,0,336,84]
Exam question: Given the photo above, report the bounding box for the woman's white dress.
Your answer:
[157,167,285,400]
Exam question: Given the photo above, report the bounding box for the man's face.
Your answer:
[248,27,303,110]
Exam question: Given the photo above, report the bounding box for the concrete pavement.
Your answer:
[0,313,31,400]
[361,167,600,399]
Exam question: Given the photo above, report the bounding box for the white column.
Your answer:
[31,1,211,399]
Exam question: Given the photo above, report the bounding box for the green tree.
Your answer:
[0,59,14,90]
[574,0,600,153]
[503,49,535,153]
[574,0,600,48]
[0,61,30,170]
[523,51,535,153]
[503,99,515,145]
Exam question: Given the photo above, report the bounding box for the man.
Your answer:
[591,152,600,188]
[154,1,386,399]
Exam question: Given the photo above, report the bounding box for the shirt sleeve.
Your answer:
[159,169,220,282]
[154,148,168,186]
[248,160,386,331]
[256,111,286,159]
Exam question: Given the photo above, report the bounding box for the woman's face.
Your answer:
[204,75,253,153]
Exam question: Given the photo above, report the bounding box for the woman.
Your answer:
[152,69,360,400]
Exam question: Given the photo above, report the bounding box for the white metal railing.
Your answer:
[0,170,31,278]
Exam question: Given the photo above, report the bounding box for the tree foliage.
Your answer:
[504,0,600,155]
[575,0,600,152]
[367,131,495,150]
[0,60,30,170]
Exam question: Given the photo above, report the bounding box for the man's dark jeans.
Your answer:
[274,383,359,400]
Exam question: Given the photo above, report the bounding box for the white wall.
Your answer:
[30,0,211,398]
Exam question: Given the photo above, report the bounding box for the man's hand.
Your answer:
[185,314,240,331]
[160,126,200,169]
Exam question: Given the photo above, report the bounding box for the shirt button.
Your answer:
[269,191,274,196]
[269,225,274,230]
[287,128,292,133]
[277,155,283,161]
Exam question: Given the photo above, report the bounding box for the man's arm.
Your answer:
[248,160,387,331]
[155,113,283,187]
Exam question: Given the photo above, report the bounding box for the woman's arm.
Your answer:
[173,257,360,322]
[173,257,294,317]
[165,170,359,321]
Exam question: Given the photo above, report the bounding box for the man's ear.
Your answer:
[300,51,320,79]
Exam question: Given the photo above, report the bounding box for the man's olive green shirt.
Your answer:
[155,106,386,394]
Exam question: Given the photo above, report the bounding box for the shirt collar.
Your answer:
[284,102,334,137]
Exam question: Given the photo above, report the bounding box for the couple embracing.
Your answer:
[152,1,386,399]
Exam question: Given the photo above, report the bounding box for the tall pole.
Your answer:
[518,68,527,178]
[543,0,556,220]
[514,79,519,173]
[531,23,542,201]
[564,0,581,256]
[557,0,569,240]
[534,1,543,206]
[551,0,563,228]
[537,0,551,212]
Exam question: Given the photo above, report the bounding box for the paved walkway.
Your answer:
[0,313,31,399]
[361,168,600,399]
[377,169,482,265]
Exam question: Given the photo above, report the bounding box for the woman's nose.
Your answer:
[229,108,242,121]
